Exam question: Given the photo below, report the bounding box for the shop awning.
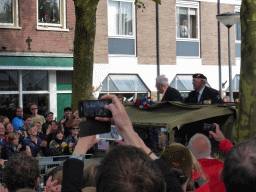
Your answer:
[101,73,150,93]
[0,56,73,69]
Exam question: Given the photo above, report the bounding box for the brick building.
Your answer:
[0,0,241,120]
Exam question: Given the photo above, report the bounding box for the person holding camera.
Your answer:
[61,94,183,192]
[187,123,233,192]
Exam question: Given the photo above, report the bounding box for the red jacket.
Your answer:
[219,139,233,153]
[195,182,210,192]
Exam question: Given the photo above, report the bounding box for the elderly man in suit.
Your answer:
[156,75,184,103]
[185,73,223,104]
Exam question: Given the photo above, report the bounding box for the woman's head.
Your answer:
[71,116,82,128]
[0,123,5,135]
[28,125,38,136]
[7,132,19,145]
[0,116,9,126]
[71,127,80,136]
[5,123,13,135]
[33,121,41,133]
[54,129,64,141]
[50,121,58,132]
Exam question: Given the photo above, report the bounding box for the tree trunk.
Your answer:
[72,0,100,111]
[234,0,256,142]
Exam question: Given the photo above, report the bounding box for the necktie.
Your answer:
[196,91,200,103]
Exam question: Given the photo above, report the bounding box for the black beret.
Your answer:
[192,73,207,80]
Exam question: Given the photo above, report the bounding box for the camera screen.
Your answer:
[81,100,112,118]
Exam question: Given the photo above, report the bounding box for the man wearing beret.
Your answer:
[185,73,223,104]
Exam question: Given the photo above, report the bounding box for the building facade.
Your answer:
[0,0,241,120]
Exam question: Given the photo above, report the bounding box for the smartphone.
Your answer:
[79,100,112,118]
[96,125,122,140]
[203,123,216,133]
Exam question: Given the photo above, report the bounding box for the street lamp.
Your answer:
[216,12,240,102]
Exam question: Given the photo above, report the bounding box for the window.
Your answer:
[235,6,241,58]
[108,0,134,37]
[0,0,20,29]
[0,70,49,120]
[235,19,241,42]
[176,6,198,39]
[37,0,68,31]
[108,0,136,55]
[176,1,200,57]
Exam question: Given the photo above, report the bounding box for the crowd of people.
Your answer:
[0,105,80,160]
[0,94,254,192]
[0,74,251,192]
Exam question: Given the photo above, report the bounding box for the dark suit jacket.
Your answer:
[185,86,223,104]
[161,86,184,103]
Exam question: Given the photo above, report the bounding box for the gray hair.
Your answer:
[187,133,211,159]
[156,75,169,86]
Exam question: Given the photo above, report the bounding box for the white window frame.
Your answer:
[37,0,69,32]
[176,0,200,42]
[0,0,21,29]
[107,0,136,39]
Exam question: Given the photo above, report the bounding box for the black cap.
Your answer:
[45,111,53,117]
[64,107,72,112]
[192,73,207,80]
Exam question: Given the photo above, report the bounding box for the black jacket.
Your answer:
[185,86,223,104]
[162,86,184,103]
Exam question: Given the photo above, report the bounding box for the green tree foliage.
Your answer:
[235,0,256,142]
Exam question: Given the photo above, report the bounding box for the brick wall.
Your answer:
[0,0,108,64]
[137,0,176,65]
[94,0,108,64]
[201,2,236,66]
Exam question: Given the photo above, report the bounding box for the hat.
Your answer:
[160,144,193,177]
[192,73,207,80]
[45,111,53,117]
[64,107,72,112]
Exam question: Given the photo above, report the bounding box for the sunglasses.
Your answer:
[72,128,80,130]
[31,108,37,110]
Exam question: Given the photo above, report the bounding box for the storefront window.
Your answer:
[0,94,19,121]
[23,94,49,115]
[22,71,48,91]
[0,70,18,91]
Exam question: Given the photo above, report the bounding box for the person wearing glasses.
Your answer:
[30,104,46,126]
[64,125,80,154]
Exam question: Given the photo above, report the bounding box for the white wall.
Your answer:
[93,56,241,94]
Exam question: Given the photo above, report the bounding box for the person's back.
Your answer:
[96,145,165,192]
[223,139,256,192]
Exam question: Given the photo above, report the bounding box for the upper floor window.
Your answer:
[0,0,20,29]
[235,6,241,42]
[235,19,241,41]
[108,0,134,37]
[176,1,199,39]
[37,0,68,31]
[176,1,200,57]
